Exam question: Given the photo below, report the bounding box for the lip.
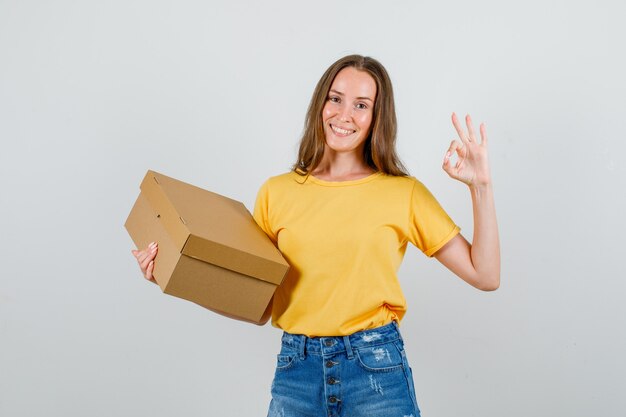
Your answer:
[330,123,356,137]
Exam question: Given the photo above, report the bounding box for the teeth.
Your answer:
[332,125,354,135]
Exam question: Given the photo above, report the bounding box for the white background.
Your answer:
[1,1,625,416]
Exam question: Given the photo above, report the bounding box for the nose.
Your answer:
[338,103,353,122]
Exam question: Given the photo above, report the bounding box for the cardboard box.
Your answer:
[124,170,289,324]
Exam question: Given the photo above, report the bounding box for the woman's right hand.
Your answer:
[131,242,158,284]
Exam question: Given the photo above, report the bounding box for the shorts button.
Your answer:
[328,377,336,385]
[329,396,338,403]
[324,339,334,347]
[325,360,334,368]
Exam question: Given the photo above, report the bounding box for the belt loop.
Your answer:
[392,320,403,342]
[343,336,354,359]
[298,335,307,360]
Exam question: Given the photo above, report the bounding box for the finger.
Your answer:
[451,112,469,144]
[443,140,463,167]
[141,244,158,268]
[446,139,463,155]
[140,251,156,272]
[132,248,150,261]
[145,260,155,281]
[136,250,148,263]
[140,257,150,273]
[466,114,476,142]
[137,250,154,266]
[134,241,153,258]
[138,242,158,261]
[442,152,458,177]
[479,122,488,146]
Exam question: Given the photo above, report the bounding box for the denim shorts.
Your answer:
[266,321,421,417]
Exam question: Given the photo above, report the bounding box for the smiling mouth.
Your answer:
[330,124,356,136]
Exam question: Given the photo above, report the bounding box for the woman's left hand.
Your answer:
[443,113,492,187]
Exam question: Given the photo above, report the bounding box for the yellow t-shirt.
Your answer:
[253,171,460,337]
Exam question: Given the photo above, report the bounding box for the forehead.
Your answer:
[330,67,377,99]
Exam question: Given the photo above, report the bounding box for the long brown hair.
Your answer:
[293,54,409,177]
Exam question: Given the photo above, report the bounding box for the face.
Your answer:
[322,67,377,156]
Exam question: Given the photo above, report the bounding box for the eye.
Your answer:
[328,96,340,103]
[355,102,368,110]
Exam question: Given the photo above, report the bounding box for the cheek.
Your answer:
[357,113,374,132]
[321,103,333,123]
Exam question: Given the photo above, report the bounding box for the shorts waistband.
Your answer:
[280,321,403,357]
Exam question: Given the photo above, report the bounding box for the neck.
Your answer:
[311,148,375,180]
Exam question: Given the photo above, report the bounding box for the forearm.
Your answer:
[468,182,500,290]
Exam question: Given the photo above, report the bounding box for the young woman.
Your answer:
[132,55,500,417]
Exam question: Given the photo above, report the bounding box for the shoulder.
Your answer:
[262,171,301,186]
[377,174,425,191]
[375,175,441,206]
[257,171,303,193]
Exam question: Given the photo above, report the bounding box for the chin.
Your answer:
[325,142,363,155]
[324,134,365,153]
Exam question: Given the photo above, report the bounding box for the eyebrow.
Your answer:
[329,89,374,102]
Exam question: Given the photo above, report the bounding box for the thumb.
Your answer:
[442,157,456,177]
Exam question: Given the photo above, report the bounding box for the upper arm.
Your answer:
[433,233,486,290]
[253,180,278,244]
[408,179,460,255]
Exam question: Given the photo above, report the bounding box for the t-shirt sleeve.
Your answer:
[253,179,278,244]
[408,179,460,257]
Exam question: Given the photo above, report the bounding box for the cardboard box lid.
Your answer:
[139,170,288,285]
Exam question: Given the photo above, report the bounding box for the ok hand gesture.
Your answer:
[443,113,492,187]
